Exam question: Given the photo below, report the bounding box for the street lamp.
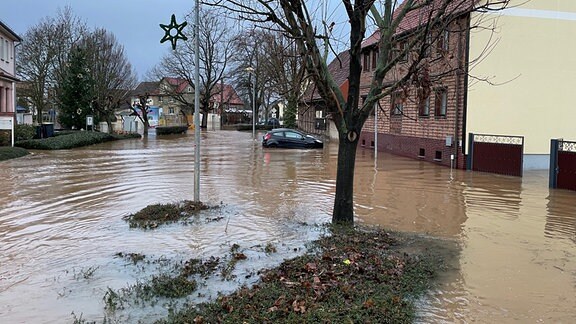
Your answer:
[246,67,256,140]
[159,2,199,202]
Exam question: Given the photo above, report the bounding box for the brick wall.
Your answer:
[359,15,469,170]
[359,131,467,168]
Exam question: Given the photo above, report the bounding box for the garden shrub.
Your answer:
[15,124,36,141]
[16,131,140,150]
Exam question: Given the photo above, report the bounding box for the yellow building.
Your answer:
[467,0,576,170]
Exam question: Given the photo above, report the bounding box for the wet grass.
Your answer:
[123,200,213,229]
[156,226,448,324]
[74,201,453,323]
[0,146,29,161]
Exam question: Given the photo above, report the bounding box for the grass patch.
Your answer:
[159,226,447,323]
[123,200,212,229]
[15,131,140,150]
[0,146,29,161]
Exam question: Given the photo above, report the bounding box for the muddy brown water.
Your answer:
[1,130,575,323]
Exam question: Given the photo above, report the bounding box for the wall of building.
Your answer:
[467,0,576,161]
[0,31,16,77]
[361,16,469,169]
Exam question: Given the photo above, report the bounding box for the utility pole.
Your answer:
[193,0,201,202]
[160,3,201,202]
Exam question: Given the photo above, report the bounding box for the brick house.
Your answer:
[298,52,349,138]
[301,0,576,174]
[357,6,470,169]
[0,20,21,145]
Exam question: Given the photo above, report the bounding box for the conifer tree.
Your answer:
[58,47,94,130]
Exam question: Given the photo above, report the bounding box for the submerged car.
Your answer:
[262,128,323,149]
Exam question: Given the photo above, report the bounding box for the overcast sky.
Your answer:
[4,0,197,80]
[4,1,362,83]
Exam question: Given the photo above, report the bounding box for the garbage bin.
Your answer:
[42,124,54,138]
[35,125,42,139]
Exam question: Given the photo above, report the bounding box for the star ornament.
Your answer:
[160,14,188,50]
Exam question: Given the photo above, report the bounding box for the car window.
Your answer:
[272,131,284,137]
[285,131,302,139]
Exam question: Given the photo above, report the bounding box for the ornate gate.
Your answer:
[549,139,576,191]
[468,133,524,177]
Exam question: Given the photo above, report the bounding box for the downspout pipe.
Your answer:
[462,13,472,169]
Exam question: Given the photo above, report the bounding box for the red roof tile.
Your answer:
[211,83,244,106]
[362,0,476,48]
[304,50,350,102]
[162,77,191,93]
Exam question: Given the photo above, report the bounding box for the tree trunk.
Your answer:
[106,118,113,134]
[284,95,297,128]
[332,133,360,225]
[201,109,208,128]
[141,111,149,136]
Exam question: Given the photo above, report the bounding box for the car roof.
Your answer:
[271,128,300,132]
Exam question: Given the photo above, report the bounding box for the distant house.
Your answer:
[129,78,192,128]
[211,83,245,126]
[0,20,21,145]
[298,51,349,137]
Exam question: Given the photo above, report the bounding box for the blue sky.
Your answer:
[4,0,195,80]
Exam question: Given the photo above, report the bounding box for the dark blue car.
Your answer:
[262,128,323,149]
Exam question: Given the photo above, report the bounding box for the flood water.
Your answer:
[1,130,575,323]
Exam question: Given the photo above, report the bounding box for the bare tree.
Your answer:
[229,29,267,125]
[205,0,510,225]
[130,94,152,136]
[83,28,137,133]
[258,30,307,127]
[155,7,236,128]
[17,6,87,125]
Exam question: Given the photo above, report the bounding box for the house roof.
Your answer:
[0,20,22,42]
[161,77,191,93]
[303,50,350,102]
[362,0,476,48]
[133,81,160,96]
[303,0,477,103]
[211,83,244,106]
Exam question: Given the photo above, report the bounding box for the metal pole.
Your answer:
[194,0,201,202]
[252,76,256,140]
[374,103,378,163]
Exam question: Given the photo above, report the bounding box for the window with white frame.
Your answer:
[437,30,449,55]
[418,88,430,117]
[391,91,404,116]
[434,88,447,117]
[0,37,4,61]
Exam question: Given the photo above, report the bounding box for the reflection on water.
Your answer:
[0,130,575,323]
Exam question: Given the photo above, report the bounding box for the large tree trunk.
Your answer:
[332,133,359,225]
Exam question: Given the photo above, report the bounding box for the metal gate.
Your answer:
[468,133,524,177]
[549,139,576,191]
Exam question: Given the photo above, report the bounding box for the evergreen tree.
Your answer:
[58,47,94,130]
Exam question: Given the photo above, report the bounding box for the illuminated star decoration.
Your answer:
[160,14,188,50]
